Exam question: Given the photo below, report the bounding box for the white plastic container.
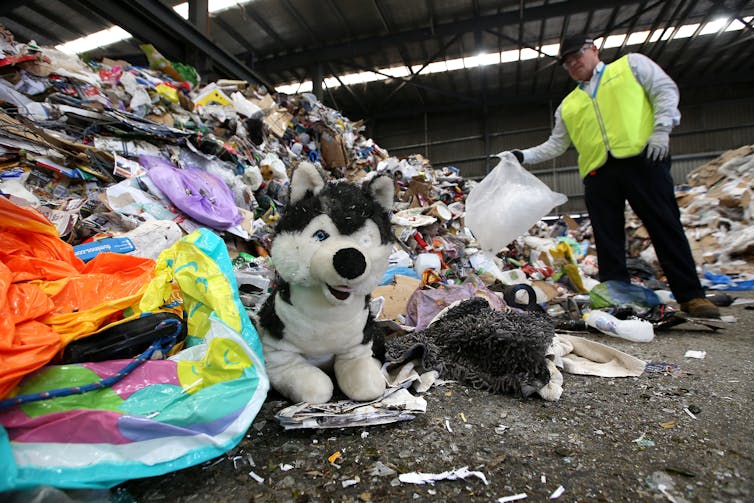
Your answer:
[583,310,655,343]
[413,252,441,276]
[498,268,530,285]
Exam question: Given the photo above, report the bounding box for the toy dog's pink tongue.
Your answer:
[328,285,351,300]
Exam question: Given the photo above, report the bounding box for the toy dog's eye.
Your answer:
[313,229,330,241]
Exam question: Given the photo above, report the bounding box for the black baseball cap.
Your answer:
[558,34,595,64]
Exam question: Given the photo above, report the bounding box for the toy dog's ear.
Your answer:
[289,161,325,204]
[367,175,395,212]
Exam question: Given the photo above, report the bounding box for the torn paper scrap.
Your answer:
[497,493,528,502]
[399,466,488,485]
[684,350,706,359]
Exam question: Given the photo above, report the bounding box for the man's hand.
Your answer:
[490,150,524,163]
[646,128,670,161]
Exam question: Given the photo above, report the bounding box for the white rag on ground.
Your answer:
[537,333,646,401]
[553,333,647,377]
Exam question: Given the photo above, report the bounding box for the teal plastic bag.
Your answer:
[0,229,268,490]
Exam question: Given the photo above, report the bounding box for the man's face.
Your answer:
[562,44,599,81]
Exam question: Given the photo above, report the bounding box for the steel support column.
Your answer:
[189,0,210,36]
[311,63,323,101]
[188,0,211,76]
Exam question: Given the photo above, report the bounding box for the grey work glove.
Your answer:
[646,128,670,161]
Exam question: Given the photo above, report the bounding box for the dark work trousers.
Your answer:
[583,153,705,303]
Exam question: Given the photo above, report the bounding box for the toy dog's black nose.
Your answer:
[333,247,366,279]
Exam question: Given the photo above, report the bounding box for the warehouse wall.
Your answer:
[372,94,754,215]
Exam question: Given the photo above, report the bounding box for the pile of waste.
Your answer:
[625,145,754,289]
[2,23,753,491]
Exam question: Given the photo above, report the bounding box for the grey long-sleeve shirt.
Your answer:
[519,53,681,165]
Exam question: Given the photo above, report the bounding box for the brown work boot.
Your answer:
[680,298,721,318]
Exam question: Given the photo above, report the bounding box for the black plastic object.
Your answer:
[555,319,588,331]
[705,292,735,307]
[503,284,545,313]
[61,312,186,364]
[610,306,636,320]
[244,117,265,146]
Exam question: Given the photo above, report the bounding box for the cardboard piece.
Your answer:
[250,93,275,113]
[707,180,750,208]
[563,214,579,230]
[632,226,649,239]
[403,176,433,208]
[320,129,349,168]
[265,109,293,138]
[686,145,754,188]
[689,234,719,264]
[371,275,422,321]
[532,280,560,301]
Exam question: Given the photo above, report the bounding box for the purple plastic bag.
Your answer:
[405,280,507,331]
[140,155,241,230]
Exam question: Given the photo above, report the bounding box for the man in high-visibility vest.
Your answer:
[508,34,719,318]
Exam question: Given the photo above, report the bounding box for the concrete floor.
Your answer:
[119,292,754,502]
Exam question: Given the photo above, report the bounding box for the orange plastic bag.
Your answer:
[0,261,61,398]
[41,252,156,347]
[0,198,156,398]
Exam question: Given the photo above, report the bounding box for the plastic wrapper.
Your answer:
[0,79,50,120]
[0,262,60,401]
[584,309,655,342]
[139,44,185,83]
[465,153,567,252]
[259,152,288,181]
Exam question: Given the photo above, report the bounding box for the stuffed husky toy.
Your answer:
[257,162,394,404]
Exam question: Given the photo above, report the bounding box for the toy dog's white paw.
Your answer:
[271,364,334,404]
[335,356,386,402]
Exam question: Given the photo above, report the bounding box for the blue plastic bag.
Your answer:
[703,271,754,291]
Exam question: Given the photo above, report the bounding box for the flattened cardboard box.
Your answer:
[320,129,348,168]
[265,109,293,138]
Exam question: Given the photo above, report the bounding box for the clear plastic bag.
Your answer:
[465,153,567,252]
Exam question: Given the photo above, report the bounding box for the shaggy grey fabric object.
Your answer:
[385,297,554,398]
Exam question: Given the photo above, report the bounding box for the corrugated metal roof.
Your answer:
[1,0,753,121]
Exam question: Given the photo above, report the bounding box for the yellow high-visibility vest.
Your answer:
[561,55,654,178]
